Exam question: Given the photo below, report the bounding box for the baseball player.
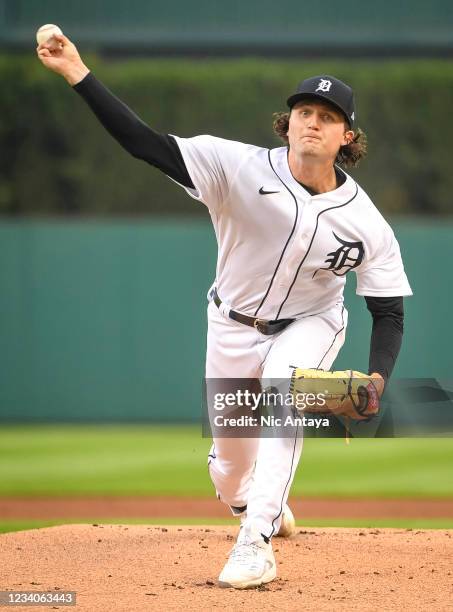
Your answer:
[37,36,412,589]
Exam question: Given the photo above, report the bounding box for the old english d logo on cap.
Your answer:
[286,75,356,127]
[315,79,332,93]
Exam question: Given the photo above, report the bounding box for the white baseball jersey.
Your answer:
[173,135,412,320]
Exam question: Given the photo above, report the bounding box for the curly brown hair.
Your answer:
[272,111,367,168]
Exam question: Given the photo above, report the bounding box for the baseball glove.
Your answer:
[289,368,380,421]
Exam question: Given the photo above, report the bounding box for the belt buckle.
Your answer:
[253,318,267,334]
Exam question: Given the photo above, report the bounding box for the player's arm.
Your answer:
[290,297,404,419]
[36,33,194,189]
[72,73,195,188]
[365,295,404,391]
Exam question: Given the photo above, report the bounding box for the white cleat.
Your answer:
[218,525,277,589]
[276,504,296,538]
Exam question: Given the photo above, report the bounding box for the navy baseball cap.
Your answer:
[287,75,356,128]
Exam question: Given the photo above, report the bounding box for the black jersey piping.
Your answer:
[317,305,345,369]
[275,183,359,320]
[207,442,217,466]
[268,421,299,539]
[253,150,299,318]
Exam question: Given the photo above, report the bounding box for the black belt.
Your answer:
[212,288,295,336]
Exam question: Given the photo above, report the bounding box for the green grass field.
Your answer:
[1,425,452,533]
[1,425,452,498]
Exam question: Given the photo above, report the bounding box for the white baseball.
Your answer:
[36,24,63,46]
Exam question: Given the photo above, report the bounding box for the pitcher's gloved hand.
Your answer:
[290,368,381,421]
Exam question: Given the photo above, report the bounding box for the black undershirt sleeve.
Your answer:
[365,295,404,383]
[73,72,195,189]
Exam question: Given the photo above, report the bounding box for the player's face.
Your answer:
[287,100,353,162]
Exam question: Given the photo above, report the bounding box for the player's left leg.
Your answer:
[219,304,347,588]
[244,303,348,540]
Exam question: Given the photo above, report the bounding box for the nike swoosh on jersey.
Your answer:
[259,187,280,195]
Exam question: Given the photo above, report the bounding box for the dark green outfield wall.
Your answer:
[1,0,452,52]
[0,219,450,422]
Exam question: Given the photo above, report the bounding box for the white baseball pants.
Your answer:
[206,299,347,539]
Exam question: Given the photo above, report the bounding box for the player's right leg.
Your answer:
[205,300,267,510]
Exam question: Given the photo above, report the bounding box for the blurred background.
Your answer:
[0,0,452,531]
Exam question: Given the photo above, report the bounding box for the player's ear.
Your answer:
[343,129,354,146]
[285,111,291,137]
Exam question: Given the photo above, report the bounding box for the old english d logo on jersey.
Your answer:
[315,232,364,277]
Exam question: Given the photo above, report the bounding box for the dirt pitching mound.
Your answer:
[1,525,452,611]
